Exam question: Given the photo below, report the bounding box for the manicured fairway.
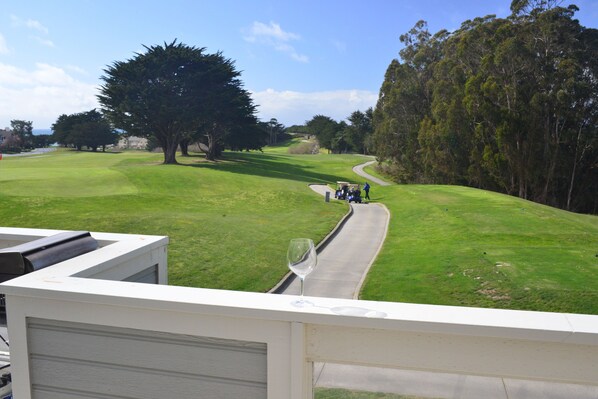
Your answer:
[1,147,597,314]
[0,148,359,292]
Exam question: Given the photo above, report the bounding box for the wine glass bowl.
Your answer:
[287,238,317,307]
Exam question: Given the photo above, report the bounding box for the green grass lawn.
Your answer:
[0,148,360,291]
[263,137,303,154]
[1,147,597,314]
[360,184,598,314]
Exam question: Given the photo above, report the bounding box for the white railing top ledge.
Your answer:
[0,226,168,278]
[0,226,167,254]
[3,272,598,347]
[1,226,597,348]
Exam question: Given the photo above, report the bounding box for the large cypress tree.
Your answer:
[98,40,260,164]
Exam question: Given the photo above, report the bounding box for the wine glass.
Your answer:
[287,238,317,307]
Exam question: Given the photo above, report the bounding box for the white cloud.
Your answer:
[330,39,347,53]
[289,52,309,63]
[11,15,49,34]
[251,88,377,126]
[0,62,99,129]
[248,21,300,42]
[66,65,88,75]
[244,21,309,63]
[0,33,8,54]
[26,19,49,35]
[10,15,54,49]
[33,36,54,48]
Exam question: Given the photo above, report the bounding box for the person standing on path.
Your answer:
[363,182,370,201]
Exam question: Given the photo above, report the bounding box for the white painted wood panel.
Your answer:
[28,318,267,399]
[307,324,598,386]
[122,264,158,284]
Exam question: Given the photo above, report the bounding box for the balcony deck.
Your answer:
[0,227,597,398]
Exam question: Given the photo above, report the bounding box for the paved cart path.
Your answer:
[276,161,598,399]
[277,159,392,300]
[280,184,389,299]
[352,158,391,186]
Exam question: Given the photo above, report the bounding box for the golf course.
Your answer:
[0,144,597,315]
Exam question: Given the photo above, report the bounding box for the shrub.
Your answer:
[288,141,318,154]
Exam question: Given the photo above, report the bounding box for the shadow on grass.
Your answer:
[62,148,124,155]
[184,152,348,184]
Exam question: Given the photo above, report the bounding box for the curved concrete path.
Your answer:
[352,159,391,186]
[275,160,598,399]
[280,185,389,299]
[0,147,56,157]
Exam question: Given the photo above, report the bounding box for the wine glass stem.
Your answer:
[300,277,305,298]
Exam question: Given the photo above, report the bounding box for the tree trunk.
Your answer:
[180,140,189,156]
[162,135,179,164]
[541,118,564,204]
[205,130,216,161]
[205,147,217,161]
[566,155,577,211]
[566,125,586,211]
[205,124,224,161]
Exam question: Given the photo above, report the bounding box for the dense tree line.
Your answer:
[373,0,598,213]
[305,108,374,154]
[52,109,118,151]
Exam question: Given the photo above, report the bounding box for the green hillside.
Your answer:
[361,184,598,314]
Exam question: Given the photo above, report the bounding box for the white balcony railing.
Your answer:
[0,227,597,398]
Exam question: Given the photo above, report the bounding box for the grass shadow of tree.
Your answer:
[185,152,350,184]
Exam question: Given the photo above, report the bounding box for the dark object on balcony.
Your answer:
[0,231,98,326]
[0,231,98,284]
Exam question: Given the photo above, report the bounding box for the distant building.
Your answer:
[116,136,148,150]
[0,129,13,146]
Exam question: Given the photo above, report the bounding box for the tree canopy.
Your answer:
[373,1,598,213]
[306,110,373,154]
[98,40,262,163]
[10,120,34,150]
[263,118,286,145]
[52,109,117,151]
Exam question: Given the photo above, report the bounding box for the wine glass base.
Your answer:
[291,299,314,308]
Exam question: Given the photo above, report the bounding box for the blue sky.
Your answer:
[1,0,597,129]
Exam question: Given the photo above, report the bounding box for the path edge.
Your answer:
[270,184,354,294]
[352,202,391,299]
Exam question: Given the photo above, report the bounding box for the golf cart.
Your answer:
[346,183,362,203]
[334,181,350,200]
[334,182,362,203]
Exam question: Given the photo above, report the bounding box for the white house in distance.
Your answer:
[117,136,148,150]
[0,128,12,146]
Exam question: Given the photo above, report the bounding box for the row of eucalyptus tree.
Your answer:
[373,0,598,213]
